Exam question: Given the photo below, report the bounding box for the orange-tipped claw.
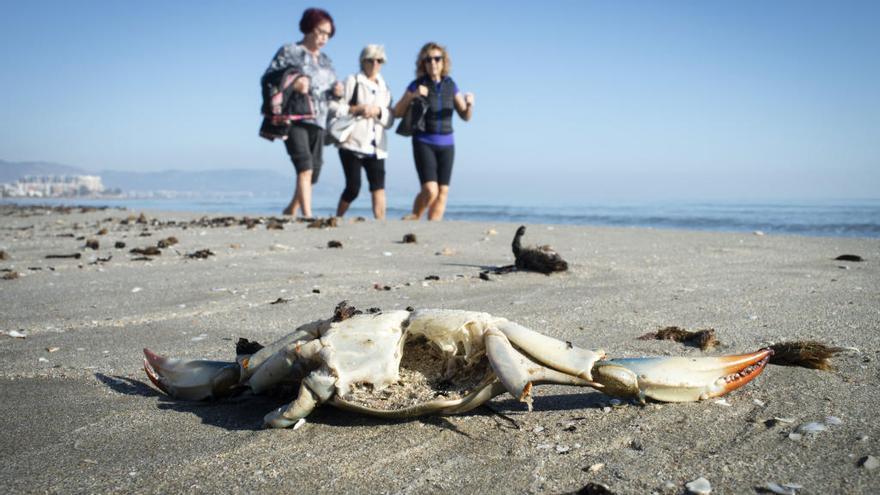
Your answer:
[593,348,774,402]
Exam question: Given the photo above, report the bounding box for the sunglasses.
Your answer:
[364,58,385,64]
[422,56,443,64]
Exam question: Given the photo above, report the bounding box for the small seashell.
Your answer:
[555,445,570,454]
[825,416,842,426]
[788,433,803,441]
[486,229,497,235]
[46,347,60,353]
[685,476,712,494]
[131,287,142,293]
[382,251,392,256]
[753,230,765,236]
[765,482,803,494]
[587,463,604,473]
[292,418,306,430]
[7,330,27,338]
[860,455,879,470]
[753,399,765,407]
[191,334,208,342]
[38,357,49,363]
[714,399,731,407]
[773,417,796,424]
[796,422,827,435]
[532,426,544,433]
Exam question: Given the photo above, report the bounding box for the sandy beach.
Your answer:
[0,204,878,494]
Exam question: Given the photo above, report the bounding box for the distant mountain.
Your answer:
[0,160,87,182]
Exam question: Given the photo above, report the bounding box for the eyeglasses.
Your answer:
[364,58,385,64]
[315,27,332,38]
[422,56,443,64]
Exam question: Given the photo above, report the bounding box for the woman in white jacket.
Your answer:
[333,45,394,219]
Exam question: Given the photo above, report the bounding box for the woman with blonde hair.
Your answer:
[333,45,394,219]
[393,42,474,221]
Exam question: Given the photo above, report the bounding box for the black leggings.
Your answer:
[413,140,454,186]
[284,123,324,184]
[338,148,386,203]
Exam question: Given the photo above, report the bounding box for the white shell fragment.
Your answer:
[7,330,27,338]
[860,455,879,470]
[131,287,142,293]
[685,477,712,494]
[292,418,306,430]
[824,416,842,426]
[765,482,803,495]
[796,422,827,435]
[713,399,731,407]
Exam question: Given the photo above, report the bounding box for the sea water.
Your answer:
[3,196,879,239]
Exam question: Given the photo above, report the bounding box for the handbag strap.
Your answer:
[349,80,359,106]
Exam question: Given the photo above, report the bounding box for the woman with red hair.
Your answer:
[263,8,343,218]
[393,42,475,221]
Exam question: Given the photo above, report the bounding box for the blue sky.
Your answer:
[1,1,878,201]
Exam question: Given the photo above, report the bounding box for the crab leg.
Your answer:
[485,328,535,409]
[496,321,605,381]
[591,349,773,402]
[143,349,241,400]
[264,383,319,428]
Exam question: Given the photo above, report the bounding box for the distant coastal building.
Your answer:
[0,175,105,198]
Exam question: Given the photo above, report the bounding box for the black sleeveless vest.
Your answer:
[422,77,456,135]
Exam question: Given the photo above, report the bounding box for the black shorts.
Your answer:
[338,148,385,203]
[412,139,454,186]
[284,123,324,183]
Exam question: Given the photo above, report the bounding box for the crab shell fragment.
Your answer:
[143,309,772,428]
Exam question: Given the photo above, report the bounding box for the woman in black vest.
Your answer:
[393,42,474,220]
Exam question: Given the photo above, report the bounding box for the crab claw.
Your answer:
[591,348,772,402]
[143,348,242,400]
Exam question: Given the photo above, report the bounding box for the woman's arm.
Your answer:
[392,84,429,118]
[454,92,474,121]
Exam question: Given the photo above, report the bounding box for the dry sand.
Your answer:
[0,205,878,494]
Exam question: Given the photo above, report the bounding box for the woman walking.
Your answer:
[333,45,394,219]
[393,42,474,221]
[263,8,342,217]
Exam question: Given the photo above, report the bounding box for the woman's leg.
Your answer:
[408,140,440,220]
[283,124,318,217]
[364,157,386,220]
[371,189,386,220]
[336,149,362,217]
[427,145,454,221]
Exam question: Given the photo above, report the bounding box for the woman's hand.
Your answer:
[293,76,310,94]
[417,85,429,97]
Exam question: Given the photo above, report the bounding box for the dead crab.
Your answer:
[144,305,772,428]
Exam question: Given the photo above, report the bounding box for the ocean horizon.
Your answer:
[3,196,879,239]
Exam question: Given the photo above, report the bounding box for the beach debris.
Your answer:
[327,240,343,248]
[130,246,161,256]
[767,341,845,370]
[713,399,731,407]
[2,271,20,280]
[266,219,285,230]
[307,217,339,229]
[186,249,214,259]
[292,418,306,430]
[6,330,27,339]
[763,482,803,494]
[424,275,440,281]
[270,297,291,305]
[575,482,616,494]
[46,346,60,353]
[270,243,293,251]
[157,236,178,248]
[859,455,879,470]
[436,247,455,256]
[372,283,391,291]
[479,271,492,281]
[96,227,108,235]
[834,254,863,262]
[85,239,99,249]
[825,415,842,426]
[512,225,568,274]
[46,253,82,259]
[486,228,497,236]
[132,287,143,293]
[89,255,112,265]
[139,231,152,237]
[0,250,9,260]
[131,256,153,262]
[586,463,605,474]
[402,233,417,244]
[638,326,719,351]
[115,241,126,249]
[753,230,765,236]
[685,477,711,494]
[144,302,788,428]
[796,422,827,435]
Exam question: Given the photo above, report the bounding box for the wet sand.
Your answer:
[1,205,878,493]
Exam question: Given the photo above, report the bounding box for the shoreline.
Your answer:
[1,205,878,493]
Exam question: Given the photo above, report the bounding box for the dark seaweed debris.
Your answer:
[511,225,568,274]
[768,341,846,370]
[638,326,719,351]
